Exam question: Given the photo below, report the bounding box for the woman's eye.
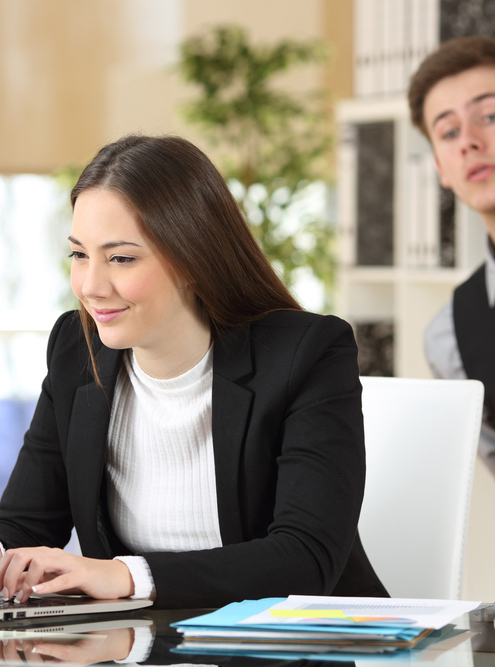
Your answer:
[483,112,495,124]
[111,255,135,264]
[68,251,86,260]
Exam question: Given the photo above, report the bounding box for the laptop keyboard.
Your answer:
[0,596,70,609]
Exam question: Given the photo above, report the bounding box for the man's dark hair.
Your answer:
[409,36,495,138]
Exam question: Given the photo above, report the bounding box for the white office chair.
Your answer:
[358,376,484,600]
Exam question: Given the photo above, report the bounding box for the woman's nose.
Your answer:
[81,262,112,300]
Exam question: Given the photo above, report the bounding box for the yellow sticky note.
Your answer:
[270,609,348,619]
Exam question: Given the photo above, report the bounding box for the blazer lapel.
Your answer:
[66,345,124,558]
[212,324,254,545]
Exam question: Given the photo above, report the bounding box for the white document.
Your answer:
[241,596,480,630]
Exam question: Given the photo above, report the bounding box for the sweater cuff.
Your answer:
[115,624,155,663]
[113,555,156,600]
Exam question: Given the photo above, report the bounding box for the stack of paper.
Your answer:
[172,595,480,660]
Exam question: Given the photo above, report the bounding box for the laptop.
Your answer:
[0,593,153,624]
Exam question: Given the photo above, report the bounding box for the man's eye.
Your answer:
[111,255,135,264]
[441,128,459,140]
[483,112,495,124]
[68,251,86,260]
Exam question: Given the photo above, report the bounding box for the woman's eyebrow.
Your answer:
[68,235,141,249]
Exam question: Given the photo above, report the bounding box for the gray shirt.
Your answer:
[424,236,495,476]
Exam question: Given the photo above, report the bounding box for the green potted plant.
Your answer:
[179,26,335,311]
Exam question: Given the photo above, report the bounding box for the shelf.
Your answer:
[336,91,485,379]
[338,266,471,285]
[337,96,408,123]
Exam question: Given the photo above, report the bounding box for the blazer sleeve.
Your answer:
[142,315,368,607]
[0,313,74,549]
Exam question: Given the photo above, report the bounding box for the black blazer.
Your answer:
[0,309,387,607]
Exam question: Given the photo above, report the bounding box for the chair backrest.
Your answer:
[359,376,484,600]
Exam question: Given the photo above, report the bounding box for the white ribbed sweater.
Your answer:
[106,347,222,597]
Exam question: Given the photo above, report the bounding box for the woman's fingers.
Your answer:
[31,559,134,600]
[14,556,52,603]
[31,572,81,596]
[0,549,35,600]
[0,547,134,601]
[0,547,68,602]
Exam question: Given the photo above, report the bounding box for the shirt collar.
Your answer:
[485,235,495,308]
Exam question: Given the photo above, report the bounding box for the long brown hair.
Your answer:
[71,134,301,375]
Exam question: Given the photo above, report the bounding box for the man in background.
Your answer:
[408,36,495,474]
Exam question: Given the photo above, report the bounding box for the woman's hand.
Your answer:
[0,547,134,602]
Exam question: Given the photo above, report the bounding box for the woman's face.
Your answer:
[70,188,199,358]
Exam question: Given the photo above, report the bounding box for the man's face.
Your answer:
[424,65,495,217]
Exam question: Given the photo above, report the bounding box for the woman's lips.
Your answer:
[92,308,128,323]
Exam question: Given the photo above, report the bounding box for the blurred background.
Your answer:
[0,0,494,599]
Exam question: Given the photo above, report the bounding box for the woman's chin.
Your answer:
[96,328,132,350]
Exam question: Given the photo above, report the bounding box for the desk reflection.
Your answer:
[1,606,495,667]
[0,616,153,665]
[0,628,134,664]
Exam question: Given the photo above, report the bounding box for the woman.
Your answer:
[0,135,386,608]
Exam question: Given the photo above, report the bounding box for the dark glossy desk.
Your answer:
[1,605,495,666]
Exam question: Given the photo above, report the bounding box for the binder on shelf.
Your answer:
[337,124,357,266]
[405,154,422,268]
[405,152,440,268]
[426,0,440,53]
[356,321,394,378]
[355,0,374,96]
[395,0,407,93]
[353,0,440,97]
[374,0,385,95]
[382,0,394,94]
[440,185,456,267]
[424,153,440,268]
[387,0,403,93]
